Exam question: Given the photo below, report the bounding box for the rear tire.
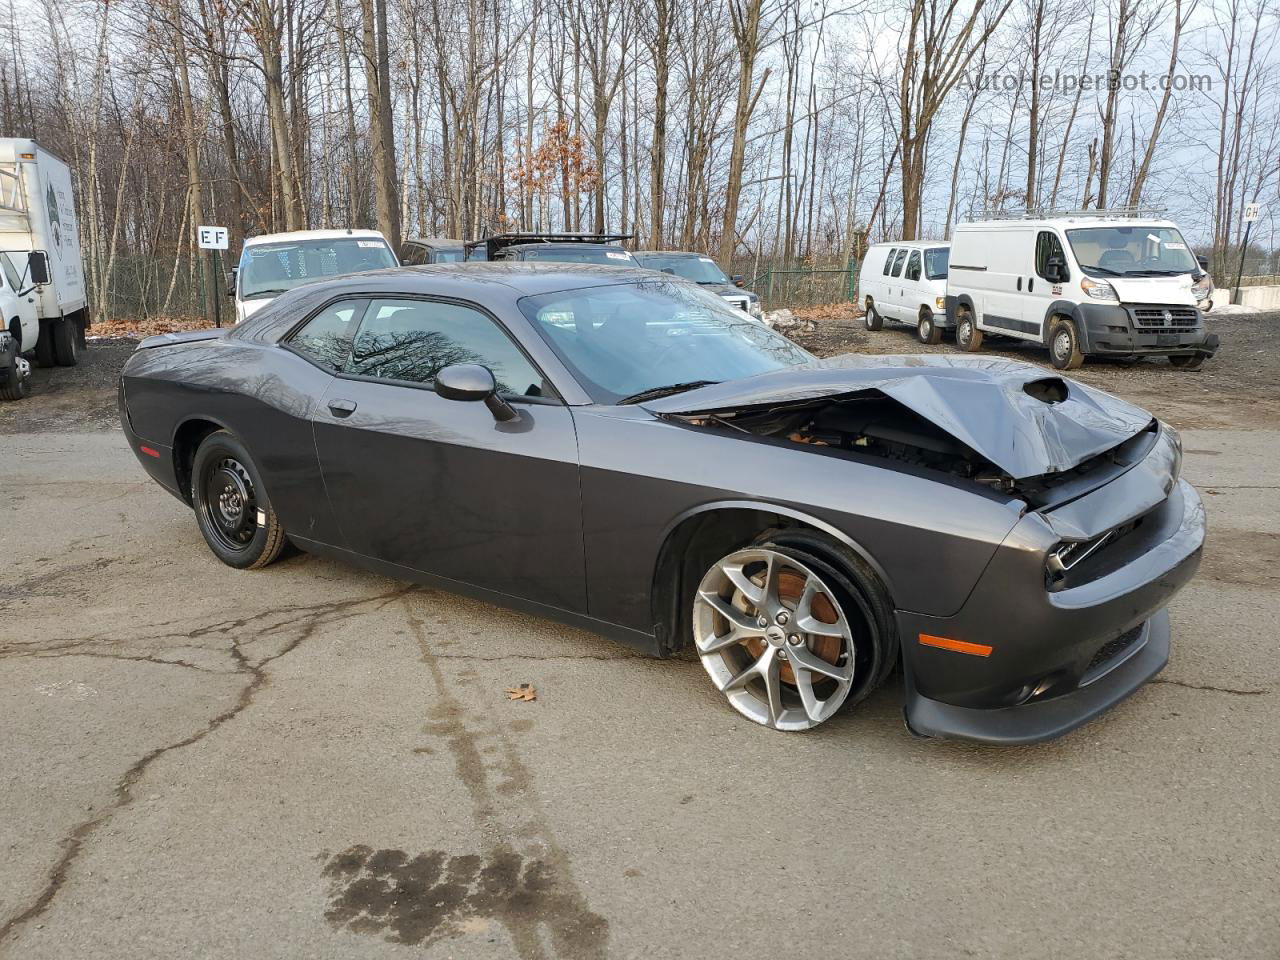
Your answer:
[955,308,983,352]
[191,430,287,569]
[1169,354,1205,371]
[864,300,883,331]
[34,322,56,367]
[0,338,30,401]
[1049,316,1084,370]
[917,309,942,345]
[50,317,79,367]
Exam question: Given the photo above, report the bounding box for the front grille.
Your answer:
[1131,305,1200,332]
[722,295,750,312]
[1081,624,1145,685]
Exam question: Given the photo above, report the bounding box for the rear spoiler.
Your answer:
[137,328,227,349]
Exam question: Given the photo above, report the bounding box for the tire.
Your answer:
[690,529,897,731]
[864,299,883,331]
[0,338,30,401]
[191,430,287,569]
[50,317,79,367]
[34,321,56,367]
[1049,316,1084,370]
[954,307,983,352]
[1169,354,1205,371]
[917,309,942,345]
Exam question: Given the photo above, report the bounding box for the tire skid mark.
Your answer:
[0,588,410,946]
[319,594,608,959]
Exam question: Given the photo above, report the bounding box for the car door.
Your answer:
[310,296,587,614]
[903,250,924,316]
[0,253,39,347]
[1026,230,1069,336]
[886,248,909,319]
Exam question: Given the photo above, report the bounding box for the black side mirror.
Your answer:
[27,250,50,286]
[226,266,238,297]
[661,267,676,275]
[434,363,517,422]
[1196,255,1209,270]
[732,274,745,287]
[1046,257,1068,283]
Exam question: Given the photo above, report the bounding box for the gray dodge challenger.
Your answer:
[118,264,1204,743]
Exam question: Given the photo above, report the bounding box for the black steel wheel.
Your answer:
[50,317,79,367]
[191,430,287,569]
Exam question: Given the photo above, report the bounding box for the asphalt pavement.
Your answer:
[1,339,1278,959]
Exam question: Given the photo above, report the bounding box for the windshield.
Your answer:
[1065,226,1198,277]
[519,247,638,266]
[924,247,949,280]
[432,249,466,263]
[637,254,728,284]
[520,278,812,403]
[239,237,398,299]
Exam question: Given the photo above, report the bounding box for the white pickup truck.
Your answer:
[0,138,88,400]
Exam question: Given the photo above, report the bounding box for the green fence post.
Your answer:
[766,269,774,309]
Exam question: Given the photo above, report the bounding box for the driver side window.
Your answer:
[344,298,546,398]
[0,253,22,291]
[906,250,922,282]
[1035,231,1068,282]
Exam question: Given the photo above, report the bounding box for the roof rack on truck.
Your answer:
[466,232,635,261]
[973,206,1169,222]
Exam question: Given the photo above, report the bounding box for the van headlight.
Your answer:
[1192,274,1213,301]
[1081,277,1119,302]
[749,299,763,319]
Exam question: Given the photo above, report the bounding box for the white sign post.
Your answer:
[1233,205,1263,304]
[197,225,229,250]
[196,226,229,326]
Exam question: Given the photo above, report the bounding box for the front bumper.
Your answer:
[897,476,1204,744]
[1077,302,1219,358]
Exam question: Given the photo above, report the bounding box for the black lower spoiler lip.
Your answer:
[137,329,227,349]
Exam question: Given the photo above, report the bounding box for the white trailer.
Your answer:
[0,138,88,400]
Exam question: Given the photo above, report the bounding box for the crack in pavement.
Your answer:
[1153,678,1270,697]
[0,649,235,675]
[0,587,413,947]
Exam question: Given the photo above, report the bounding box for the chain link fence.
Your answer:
[96,254,216,320]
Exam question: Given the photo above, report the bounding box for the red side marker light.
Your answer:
[918,633,993,657]
[139,445,161,458]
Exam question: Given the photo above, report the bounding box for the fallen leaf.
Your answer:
[505,683,536,702]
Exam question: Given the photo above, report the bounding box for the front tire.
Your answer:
[1169,354,1205,371]
[917,309,942,345]
[955,308,983,352]
[50,317,79,367]
[864,299,883,331]
[1049,316,1084,370]
[691,532,896,731]
[191,430,287,569]
[0,338,30,401]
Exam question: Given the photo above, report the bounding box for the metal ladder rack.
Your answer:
[0,164,28,216]
[974,205,1169,221]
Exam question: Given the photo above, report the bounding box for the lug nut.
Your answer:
[788,634,802,646]
[776,611,790,625]
[757,616,769,628]
[777,649,787,660]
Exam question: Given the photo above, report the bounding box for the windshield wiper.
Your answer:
[1081,265,1123,277]
[617,380,720,405]
[244,288,290,299]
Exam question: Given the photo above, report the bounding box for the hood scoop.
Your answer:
[645,354,1154,480]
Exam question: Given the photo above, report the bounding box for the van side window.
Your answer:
[1035,232,1068,282]
[890,249,907,278]
[906,251,922,282]
[881,249,897,276]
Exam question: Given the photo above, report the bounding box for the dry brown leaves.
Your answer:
[793,302,861,323]
[88,316,213,339]
[505,683,537,702]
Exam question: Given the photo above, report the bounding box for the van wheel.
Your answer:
[864,300,883,331]
[955,308,983,352]
[917,309,942,345]
[1169,354,1205,371]
[1049,317,1084,370]
[50,317,79,367]
[0,338,31,401]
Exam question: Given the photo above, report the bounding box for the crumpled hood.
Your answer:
[644,354,1155,480]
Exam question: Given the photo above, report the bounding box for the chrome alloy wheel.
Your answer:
[694,548,857,731]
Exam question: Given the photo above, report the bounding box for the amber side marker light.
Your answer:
[919,633,993,657]
[139,445,161,458]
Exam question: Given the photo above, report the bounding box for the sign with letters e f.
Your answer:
[197,225,229,250]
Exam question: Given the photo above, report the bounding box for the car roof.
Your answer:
[633,250,711,258]
[868,240,949,250]
[953,219,1180,231]
[245,229,388,247]
[404,236,465,248]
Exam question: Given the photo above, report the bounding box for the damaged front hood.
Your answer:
[644,354,1154,480]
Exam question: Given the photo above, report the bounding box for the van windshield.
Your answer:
[1065,226,1198,278]
[239,237,398,300]
[924,248,949,280]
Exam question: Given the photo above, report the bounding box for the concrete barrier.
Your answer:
[1233,285,1280,309]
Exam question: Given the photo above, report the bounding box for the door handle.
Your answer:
[1028,278,1035,292]
[1016,277,1022,291]
[327,398,357,418]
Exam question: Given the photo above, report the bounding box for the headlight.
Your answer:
[935,296,946,310]
[1192,273,1213,301]
[1081,277,1119,302]
[749,300,763,319]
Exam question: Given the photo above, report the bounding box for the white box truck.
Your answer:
[0,137,88,400]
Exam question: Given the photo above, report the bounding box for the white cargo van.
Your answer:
[231,229,399,323]
[0,138,88,400]
[945,213,1218,370]
[858,241,951,343]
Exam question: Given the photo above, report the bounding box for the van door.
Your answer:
[1025,230,1069,338]
[903,250,924,318]
[976,228,1037,340]
[886,248,909,319]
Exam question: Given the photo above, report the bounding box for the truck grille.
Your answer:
[1130,305,1200,332]
[722,295,751,313]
